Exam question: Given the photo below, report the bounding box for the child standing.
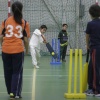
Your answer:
[29,25,47,68]
[58,24,68,62]
[85,4,100,97]
[0,1,30,99]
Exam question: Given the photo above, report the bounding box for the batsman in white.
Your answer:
[29,25,47,68]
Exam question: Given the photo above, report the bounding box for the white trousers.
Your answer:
[30,46,40,66]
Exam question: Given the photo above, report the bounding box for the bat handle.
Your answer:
[41,34,48,44]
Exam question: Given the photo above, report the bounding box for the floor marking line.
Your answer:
[32,68,36,100]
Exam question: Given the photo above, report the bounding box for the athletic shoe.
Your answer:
[34,65,39,69]
[84,89,92,93]
[10,93,15,100]
[85,89,95,96]
[95,91,100,97]
[15,95,22,99]
[10,93,22,99]
[95,94,100,97]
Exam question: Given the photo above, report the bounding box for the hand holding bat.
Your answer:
[41,34,57,59]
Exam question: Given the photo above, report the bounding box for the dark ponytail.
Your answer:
[12,1,23,24]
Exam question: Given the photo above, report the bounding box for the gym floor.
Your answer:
[0,55,99,100]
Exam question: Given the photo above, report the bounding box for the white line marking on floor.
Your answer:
[32,68,36,100]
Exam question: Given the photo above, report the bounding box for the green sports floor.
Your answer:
[0,55,99,100]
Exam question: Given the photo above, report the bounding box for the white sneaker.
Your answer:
[95,94,100,97]
[34,65,39,69]
[86,89,95,96]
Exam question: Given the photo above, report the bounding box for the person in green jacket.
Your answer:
[58,24,68,62]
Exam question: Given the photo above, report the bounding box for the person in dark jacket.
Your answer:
[58,24,68,62]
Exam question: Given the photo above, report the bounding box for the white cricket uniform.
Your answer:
[29,29,44,66]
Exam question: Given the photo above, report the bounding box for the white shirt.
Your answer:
[29,29,44,49]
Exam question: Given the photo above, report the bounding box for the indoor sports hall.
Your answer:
[0,0,100,100]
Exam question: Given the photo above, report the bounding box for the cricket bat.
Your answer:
[41,35,57,59]
[82,49,89,92]
[46,42,57,59]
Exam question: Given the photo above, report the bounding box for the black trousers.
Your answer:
[88,46,100,93]
[2,52,24,96]
[60,45,67,60]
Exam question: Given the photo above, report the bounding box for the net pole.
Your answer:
[8,0,11,17]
